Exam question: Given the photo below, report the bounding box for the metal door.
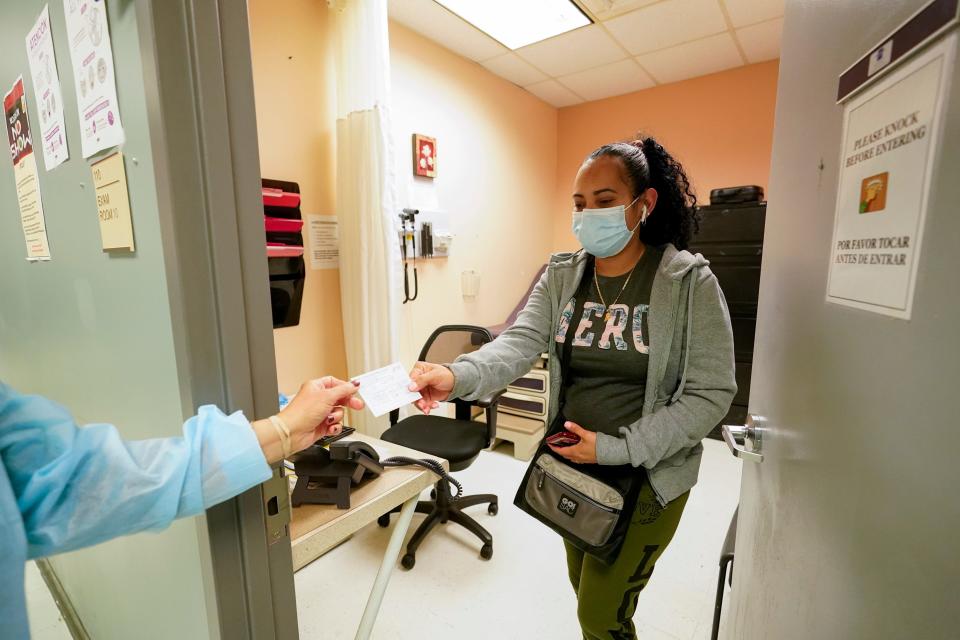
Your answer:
[725,1,960,638]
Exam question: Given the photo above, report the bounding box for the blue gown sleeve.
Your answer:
[0,382,272,559]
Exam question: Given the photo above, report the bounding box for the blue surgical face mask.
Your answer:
[572,197,647,258]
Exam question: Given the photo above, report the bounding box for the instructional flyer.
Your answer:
[63,0,124,157]
[827,34,955,319]
[5,77,52,261]
[26,5,69,170]
[307,214,339,270]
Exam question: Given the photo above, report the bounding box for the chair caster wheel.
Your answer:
[487,502,499,516]
[377,514,390,528]
[430,488,437,500]
[401,554,416,570]
[480,544,493,560]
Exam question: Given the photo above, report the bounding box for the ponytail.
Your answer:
[585,135,700,250]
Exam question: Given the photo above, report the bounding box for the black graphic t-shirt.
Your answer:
[556,246,662,438]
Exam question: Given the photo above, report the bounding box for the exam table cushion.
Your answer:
[381,415,488,465]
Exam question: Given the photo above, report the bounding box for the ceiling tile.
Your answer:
[481,53,549,87]
[580,0,662,20]
[736,18,783,63]
[722,0,785,28]
[604,0,728,56]
[515,24,627,77]
[525,79,584,108]
[388,0,509,62]
[559,59,655,101]
[637,32,743,84]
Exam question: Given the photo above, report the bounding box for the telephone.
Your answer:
[330,440,379,464]
[289,438,463,510]
[289,440,384,509]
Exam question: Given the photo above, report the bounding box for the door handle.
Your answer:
[722,414,766,463]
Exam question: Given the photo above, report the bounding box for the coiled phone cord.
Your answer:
[381,456,463,501]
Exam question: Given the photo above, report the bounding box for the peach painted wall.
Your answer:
[247,9,559,390]
[247,5,777,393]
[249,0,347,393]
[553,60,780,252]
[389,23,558,367]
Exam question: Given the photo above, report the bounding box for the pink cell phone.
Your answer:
[546,430,581,447]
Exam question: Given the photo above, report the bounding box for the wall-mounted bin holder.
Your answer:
[262,187,301,210]
[267,244,305,259]
[268,255,305,328]
[265,216,304,233]
[263,178,305,328]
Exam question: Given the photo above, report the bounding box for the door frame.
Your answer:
[135,1,296,638]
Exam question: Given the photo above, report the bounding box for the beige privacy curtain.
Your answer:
[331,0,401,435]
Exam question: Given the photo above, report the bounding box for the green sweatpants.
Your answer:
[564,481,689,640]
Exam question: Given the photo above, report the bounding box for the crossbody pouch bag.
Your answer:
[513,259,644,565]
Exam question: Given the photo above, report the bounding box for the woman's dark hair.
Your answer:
[586,135,699,250]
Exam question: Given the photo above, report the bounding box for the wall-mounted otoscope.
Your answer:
[399,208,419,303]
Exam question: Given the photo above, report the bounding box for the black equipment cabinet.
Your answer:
[688,201,766,440]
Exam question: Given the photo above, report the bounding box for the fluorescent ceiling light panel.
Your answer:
[434,0,592,50]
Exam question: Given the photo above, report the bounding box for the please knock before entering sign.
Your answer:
[827,27,956,319]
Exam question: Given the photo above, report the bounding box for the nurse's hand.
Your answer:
[408,362,454,415]
[548,422,597,465]
[254,376,365,463]
[282,376,365,451]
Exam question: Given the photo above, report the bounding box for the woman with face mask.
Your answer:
[407,135,737,639]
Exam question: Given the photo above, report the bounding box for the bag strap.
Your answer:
[556,256,593,412]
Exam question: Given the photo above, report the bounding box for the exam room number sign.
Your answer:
[91,152,135,251]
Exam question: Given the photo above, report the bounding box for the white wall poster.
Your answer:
[25,5,69,170]
[5,77,52,261]
[827,34,956,319]
[63,0,124,158]
[307,215,339,270]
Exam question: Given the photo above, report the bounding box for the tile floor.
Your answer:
[295,438,741,639]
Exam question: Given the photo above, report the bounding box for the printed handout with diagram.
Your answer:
[63,0,124,157]
[25,5,69,170]
[352,363,422,418]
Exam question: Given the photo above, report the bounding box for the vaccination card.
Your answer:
[352,362,422,417]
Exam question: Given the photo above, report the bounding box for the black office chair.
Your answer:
[711,507,738,640]
[377,325,504,569]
